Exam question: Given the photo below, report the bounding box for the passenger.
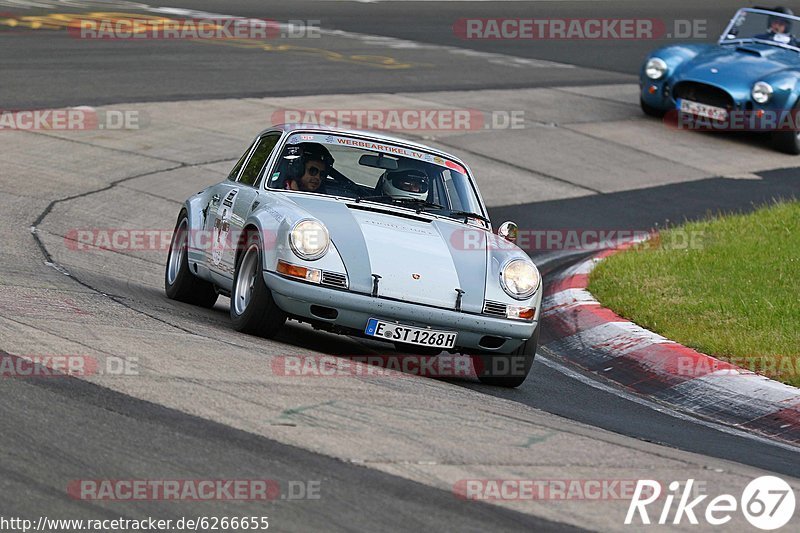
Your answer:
[754,7,797,45]
[285,144,334,193]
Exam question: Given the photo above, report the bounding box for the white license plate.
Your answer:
[679,99,728,121]
[365,318,457,349]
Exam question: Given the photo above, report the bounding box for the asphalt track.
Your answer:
[1,1,800,531]
[0,0,763,108]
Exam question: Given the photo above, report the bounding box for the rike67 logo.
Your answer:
[626,477,796,530]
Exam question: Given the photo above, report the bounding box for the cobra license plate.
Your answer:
[365,318,457,349]
[678,98,728,121]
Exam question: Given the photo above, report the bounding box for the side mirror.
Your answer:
[497,221,518,244]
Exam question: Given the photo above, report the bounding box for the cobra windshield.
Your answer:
[721,9,800,51]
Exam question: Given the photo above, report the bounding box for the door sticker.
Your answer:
[211,189,238,266]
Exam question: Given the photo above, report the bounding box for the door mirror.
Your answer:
[497,221,518,244]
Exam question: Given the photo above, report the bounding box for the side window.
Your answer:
[238,133,280,187]
[443,170,464,211]
[227,142,255,181]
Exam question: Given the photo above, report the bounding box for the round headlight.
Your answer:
[500,259,540,300]
[645,58,667,80]
[752,81,773,104]
[289,220,330,260]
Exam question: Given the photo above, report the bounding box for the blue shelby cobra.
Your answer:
[640,7,800,153]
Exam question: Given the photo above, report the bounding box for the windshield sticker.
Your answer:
[287,133,464,172]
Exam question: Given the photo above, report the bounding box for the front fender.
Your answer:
[759,70,800,109]
[641,44,714,110]
[483,233,542,320]
[641,44,712,80]
[244,196,347,278]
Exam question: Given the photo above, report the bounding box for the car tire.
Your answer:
[230,230,286,337]
[472,324,539,388]
[640,97,666,118]
[165,212,218,308]
[773,127,800,155]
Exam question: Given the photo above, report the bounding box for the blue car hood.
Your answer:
[675,44,798,94]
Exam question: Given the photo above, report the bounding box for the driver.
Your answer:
[382,168,430,200]
[285,143,333,193]
[755,6,797,44]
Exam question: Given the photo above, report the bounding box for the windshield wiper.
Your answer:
[446,210,491,224]
[391,198,446,213]
[354,195,445,213]
[355,195,392,204]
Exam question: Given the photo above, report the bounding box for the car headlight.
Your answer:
[645,58,667,80]
[500,259,540,300]
[289,219,330,261]
[752,81,773,104]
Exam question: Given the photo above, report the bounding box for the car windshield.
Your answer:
[266,132,487,224]
[720,9,800,52]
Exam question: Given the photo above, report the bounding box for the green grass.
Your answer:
[588,200,800,387]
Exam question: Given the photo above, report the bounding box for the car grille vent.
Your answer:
[321,271,348,289]
[673,81,734,110]
[482,301,508,318]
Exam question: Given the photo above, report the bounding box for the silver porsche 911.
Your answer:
[165,125,542,387]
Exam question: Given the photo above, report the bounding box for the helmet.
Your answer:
[768,6,794,32]
[382,169,429,201]
[286,142,334,182]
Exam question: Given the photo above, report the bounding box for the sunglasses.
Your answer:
[306,165,325,177]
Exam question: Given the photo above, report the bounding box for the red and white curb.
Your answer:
[541,245,800,445]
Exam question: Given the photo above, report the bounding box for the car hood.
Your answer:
[287,196,487,313]
[674,44,799,91]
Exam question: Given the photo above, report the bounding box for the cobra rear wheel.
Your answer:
[472,324,539,388]
[230,230,286,337]
[165,212,218,308]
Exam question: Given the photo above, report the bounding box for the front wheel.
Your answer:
[640,97,665,118]
[472,324,539,388]
[165,213,218,308]
[230,231,286,337]
[772,129,800,154]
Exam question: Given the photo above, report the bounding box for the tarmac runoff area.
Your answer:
[2,84,800,531]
